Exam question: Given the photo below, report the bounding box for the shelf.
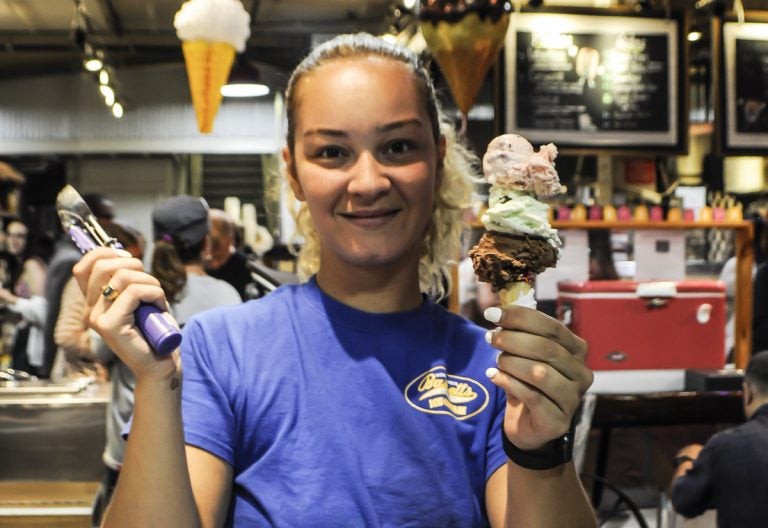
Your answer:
[552,220,751,230]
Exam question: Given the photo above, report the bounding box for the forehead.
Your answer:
[7,222,26,232]
[293,57,427,128]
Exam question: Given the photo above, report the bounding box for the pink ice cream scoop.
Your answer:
[482,134,562,196]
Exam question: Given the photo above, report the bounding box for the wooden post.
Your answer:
[733,221,754,369]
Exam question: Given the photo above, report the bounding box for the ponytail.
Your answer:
[151,238,187,303]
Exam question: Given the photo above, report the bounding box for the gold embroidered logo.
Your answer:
[404,366,489,420]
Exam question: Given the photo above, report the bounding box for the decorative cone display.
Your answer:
[174,0,251,134]
[420,1,510,121]
[181,40,236,134]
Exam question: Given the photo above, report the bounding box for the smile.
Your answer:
[339,209,401,225]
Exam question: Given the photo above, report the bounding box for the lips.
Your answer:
[339,208,401,224]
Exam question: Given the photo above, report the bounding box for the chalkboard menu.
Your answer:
[505,12,683,150]
[721,21,768,154]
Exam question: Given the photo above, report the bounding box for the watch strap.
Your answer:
[502,415,577,470]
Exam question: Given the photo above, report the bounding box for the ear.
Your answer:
[282,146,305,201]
[435,134,447,190]
[744,381,754,406]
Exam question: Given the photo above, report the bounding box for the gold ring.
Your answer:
[101,283,120,301]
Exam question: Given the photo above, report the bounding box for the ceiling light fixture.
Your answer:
[222,60,271,98]
[687,31,703,42]
[99,69,109,85]
[221,83,270,97]
[112,102,124,119]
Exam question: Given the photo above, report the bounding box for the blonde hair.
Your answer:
[284,33,479,300]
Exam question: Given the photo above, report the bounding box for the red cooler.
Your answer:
[557,280,726,370]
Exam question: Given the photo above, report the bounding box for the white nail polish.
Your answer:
[484,307,502,323]
[484,329,494,344]
[485,367,499,379]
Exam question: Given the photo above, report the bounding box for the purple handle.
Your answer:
[135,304,182,355]
[68,225,182,355]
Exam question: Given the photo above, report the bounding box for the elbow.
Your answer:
[670,484,704,519]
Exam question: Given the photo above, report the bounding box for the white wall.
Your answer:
[67,157,180,266]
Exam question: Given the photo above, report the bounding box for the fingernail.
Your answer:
[485,367,499,379]
[484,307,502,323]
[484,329,494,344]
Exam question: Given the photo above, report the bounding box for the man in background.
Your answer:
[41,192,114,377]
[670,350,768,527]
[205,208,252,301]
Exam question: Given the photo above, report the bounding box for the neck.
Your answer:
[185,263,207,276]
[315,257,423,314]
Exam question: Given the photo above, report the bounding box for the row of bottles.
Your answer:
[552,202,744,222]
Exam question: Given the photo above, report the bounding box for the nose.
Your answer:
[347,151,391,200]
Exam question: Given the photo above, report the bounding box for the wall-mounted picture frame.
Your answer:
[504,10,686,152]
[717,18,768,155]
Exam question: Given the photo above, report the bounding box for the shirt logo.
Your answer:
[404,366,489,421]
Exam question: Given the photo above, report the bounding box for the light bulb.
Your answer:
[84,58,103,72]
[99,69,109,85]
[112,102,124,118]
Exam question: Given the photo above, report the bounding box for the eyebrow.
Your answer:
[302,118,424,138]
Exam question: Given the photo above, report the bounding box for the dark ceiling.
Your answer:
[0,0,394,81]
[0,1,764,83]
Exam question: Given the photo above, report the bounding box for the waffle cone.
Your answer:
[182,40,236,134]
[499,282,533,306]
[420,13,509,115]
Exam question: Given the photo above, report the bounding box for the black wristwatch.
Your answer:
[673,454,695,468]
[502,415,577,470]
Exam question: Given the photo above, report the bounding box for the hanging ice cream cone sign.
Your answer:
[174,0,251,134]
[419,0,510,126]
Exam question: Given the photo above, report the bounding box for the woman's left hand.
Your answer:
[484,305,593,451]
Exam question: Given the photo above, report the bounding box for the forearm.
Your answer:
[505,462,596,528]
[102,377,200,528]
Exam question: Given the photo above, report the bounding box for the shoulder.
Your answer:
[185,282,303,333]
[24,257,46,272]
[191,274,241,301]
[704,421,758,455]
[432,302,487,338]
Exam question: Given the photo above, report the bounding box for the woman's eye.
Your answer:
[317,146,344,159]
[385,140,416,155]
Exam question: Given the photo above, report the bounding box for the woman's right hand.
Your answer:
[72,247,180,381]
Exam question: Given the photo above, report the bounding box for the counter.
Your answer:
[0,379,109,527]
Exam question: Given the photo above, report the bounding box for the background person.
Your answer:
[42,192,115,378]
[150,195,240,326]
[204,208,253,301]
[74,33,594,528]
[0,217,47,375]
[670,350,768,527]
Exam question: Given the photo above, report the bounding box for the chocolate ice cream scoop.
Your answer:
[468,232,557,292]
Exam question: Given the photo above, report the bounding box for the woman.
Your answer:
[149,195,241,326]
[0,217,47,375]
[74,34,595,527]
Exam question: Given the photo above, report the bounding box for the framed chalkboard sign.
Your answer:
[505,11,685,151]
[719,20,768,154]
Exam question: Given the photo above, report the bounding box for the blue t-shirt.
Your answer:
[182,277,507,527]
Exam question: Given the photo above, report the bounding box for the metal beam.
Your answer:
[97,0,124,36]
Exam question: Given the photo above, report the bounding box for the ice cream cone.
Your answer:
[420,13,509,115]
[498,281,534,306]
[181,40,236,133]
